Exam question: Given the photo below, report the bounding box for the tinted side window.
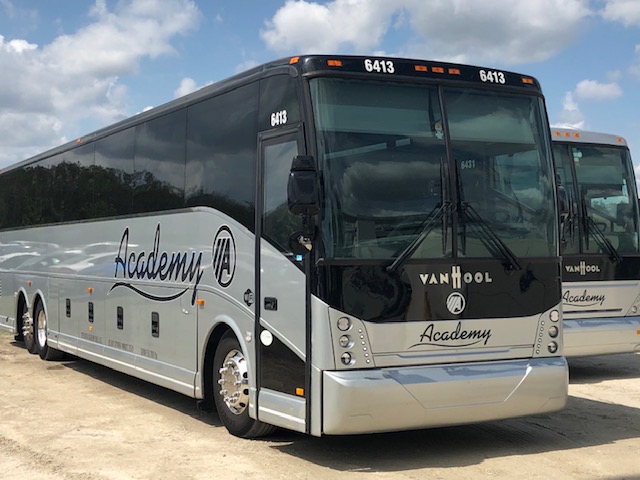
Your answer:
[95,128,135,217]
[259,75,301,131]
[186,83,259,230]
[59,143,95,221]
[134,109,187,213]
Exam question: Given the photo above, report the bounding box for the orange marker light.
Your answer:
[295,387,304,396]
[573,133,581,138]
[432,67,445,74]
[87,287,93,294]
[76,138,82,143]
[414,65,428,72]
[448,68,461,75]
[553,131,561,137]
[196,299,205,306]
[617,138,624,143]
[521,77,534,85]
[89,325,93,331]
[327,59,343,67]
[289,56,300,64]
[27,281,32,286]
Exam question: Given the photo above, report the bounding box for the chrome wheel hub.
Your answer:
[36,309,47,347]
[218,349,249,415]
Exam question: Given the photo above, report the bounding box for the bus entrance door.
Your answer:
[256,130,308,433]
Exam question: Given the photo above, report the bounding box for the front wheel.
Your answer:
[212,332,275,438]
[34,302,64,361]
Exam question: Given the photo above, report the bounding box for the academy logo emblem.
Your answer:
[212,226,236,288]
[446,292,466,315]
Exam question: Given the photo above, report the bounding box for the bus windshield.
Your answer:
[555,143,640,254]
[311,78,557,260]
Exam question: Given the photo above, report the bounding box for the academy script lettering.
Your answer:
[562,289,605,307]
[112,224,204,304]
[410,321,492,348]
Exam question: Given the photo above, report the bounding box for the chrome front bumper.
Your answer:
[322,357,568,435]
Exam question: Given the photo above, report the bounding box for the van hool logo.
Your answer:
[420,265,492,288]
[111,224,204,305]
[410,321,492,349]
[565,261,601,275]
[212,225,236,288]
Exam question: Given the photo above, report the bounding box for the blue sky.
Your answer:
[1,0,640,175]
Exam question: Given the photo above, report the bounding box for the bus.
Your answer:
[552,127,640,356]
[0,55,567,438]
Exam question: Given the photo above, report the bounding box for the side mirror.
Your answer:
[287,155,320,216]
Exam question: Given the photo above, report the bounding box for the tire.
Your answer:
[34,302,64,361]
[20,302,38,355]
[212,332,276,438]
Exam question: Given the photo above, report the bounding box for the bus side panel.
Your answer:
[0,271,17,334]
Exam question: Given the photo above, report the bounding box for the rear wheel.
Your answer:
[35,302,64,360]
[20,302,37,354]
[212,332,275,438]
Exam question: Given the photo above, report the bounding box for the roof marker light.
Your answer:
[432,67,445,73]
[289,56,300,64]
[327,59,343,67]
[522,77,534,85]
[414,65,428,72]
[448,68,460,75]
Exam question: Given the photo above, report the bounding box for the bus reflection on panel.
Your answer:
[553,128,640,357]
[0,55,568,438]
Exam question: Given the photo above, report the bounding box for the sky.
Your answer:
[1,0,640,176]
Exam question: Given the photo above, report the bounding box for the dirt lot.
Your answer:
[0,330,639,480]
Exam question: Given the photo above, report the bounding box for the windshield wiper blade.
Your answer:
[585,214,622,263]
[387,201,451,273]
[461,203,522,271]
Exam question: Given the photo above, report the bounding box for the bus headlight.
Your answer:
[341,352,354,365]
[337,317,351,331]
[547,341,558,354]
[549,310,559,322]
[339,335,352,348]
[548,326,559,338]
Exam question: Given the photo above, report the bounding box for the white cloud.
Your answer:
[174,77,199,98]
[601,0,640,27]
[173,77,213,98]
[556,92,586,130]
[261,0,591,65]
[261,0,397,54]
[574,79,623,101]
[0,0,201,168]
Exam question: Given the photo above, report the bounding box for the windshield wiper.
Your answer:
[461,202,522,271]
[387,201,452,273]
[582,200,622,263]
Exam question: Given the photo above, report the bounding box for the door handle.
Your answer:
[264,297,278,311]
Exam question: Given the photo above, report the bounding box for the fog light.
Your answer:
[549,310,559,322]
[341,352,353,365]
[337,317,351,331]
[548,341,558,354]
[548,326,559,338]
[339,335,352,348]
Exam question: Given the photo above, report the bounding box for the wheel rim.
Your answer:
[21,308,33,340]
[36,308,47,348]
[217,349,249,415]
